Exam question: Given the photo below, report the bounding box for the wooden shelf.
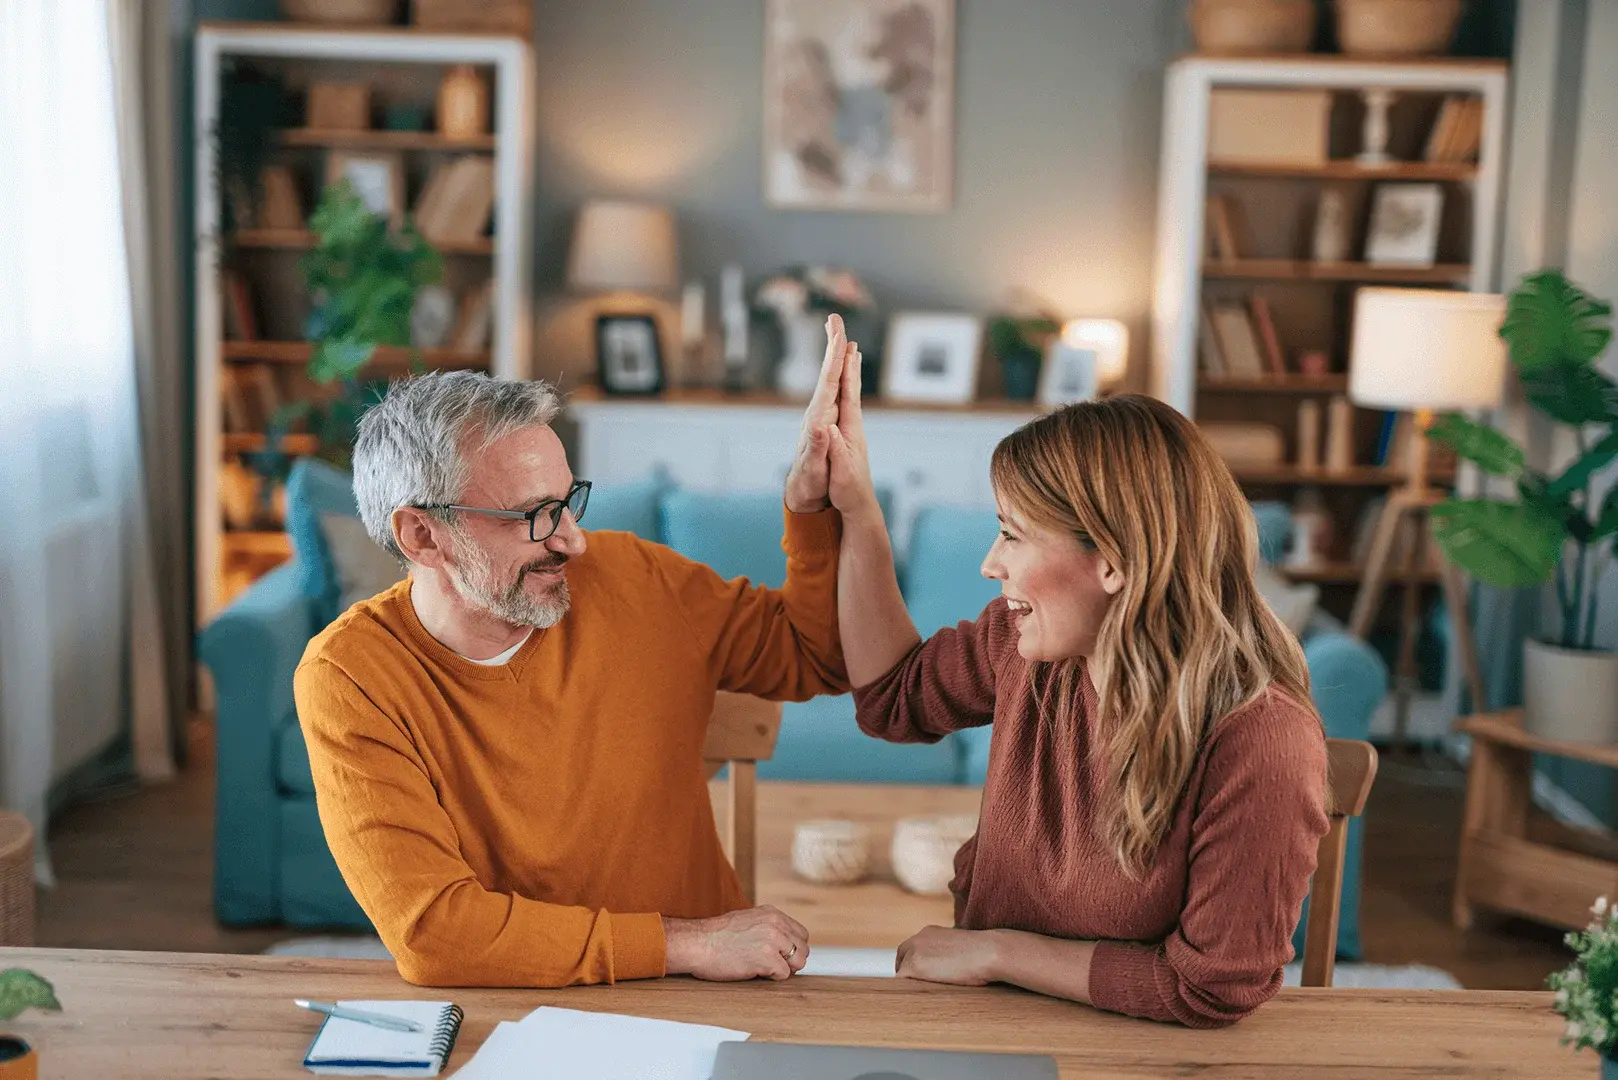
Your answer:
[1280,561,1439,584]
[1232,466,1454,487]
[1456,710,1618,771]
[221,530,291,557]
[222,341,490,368]
[1199,375,1349,393]
[233,229,494,255]
[1208,160,1478,182]
[278,128,496,152]
[223,433,320,455]
[1203,260,1472,284]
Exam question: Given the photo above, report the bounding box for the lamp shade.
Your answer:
[1348,288,1508,411]
[566,199,677,293]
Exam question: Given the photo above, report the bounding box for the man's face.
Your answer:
[443,425,587,628]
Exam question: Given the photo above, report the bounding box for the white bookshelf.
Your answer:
[193,23,535,624]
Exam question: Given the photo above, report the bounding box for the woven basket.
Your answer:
[411,0,532,37]
[1336,0,1463,57]
[1189,0,1316,55]
[0,813,34,948]
[280,0,399,25]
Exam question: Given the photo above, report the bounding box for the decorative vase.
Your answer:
[891,814,978,896]
[1000,352,1041,401]
[774,308,825,400]
[791,820,872,885]
[1335,0,1462,58]
[1522,640,1618,744]
[436,65,489,141]
[0,1037,36,1080]
[1188,0,1315,55]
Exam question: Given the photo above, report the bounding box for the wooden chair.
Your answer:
[703,692,783,904]
[1300,738,1380,988]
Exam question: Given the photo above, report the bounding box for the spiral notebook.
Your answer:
[302,1001,463,1077]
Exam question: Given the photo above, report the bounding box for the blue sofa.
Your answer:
[199,465,1387,959]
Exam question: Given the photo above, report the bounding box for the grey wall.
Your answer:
[528,0,1182,385]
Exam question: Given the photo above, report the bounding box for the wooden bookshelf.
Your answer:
[1207,160,1478,182]
[222,341,489,368]
[1201,259,1472,284]
[1232,466,1455,487]
[234,229,495,255]
[1199,375,1350,393]
[278,128,496,152]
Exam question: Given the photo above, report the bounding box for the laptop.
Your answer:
[711,1040,1059,1080]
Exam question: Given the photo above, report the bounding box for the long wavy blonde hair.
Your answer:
[990,395,1314,876]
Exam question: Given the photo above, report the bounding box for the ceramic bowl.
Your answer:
[891,814,978,896]
[791,819,872,885]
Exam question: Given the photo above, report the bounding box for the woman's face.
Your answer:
[981,497,1125,662]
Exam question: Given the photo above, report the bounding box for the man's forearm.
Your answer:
[839,503,919,687]
[990,929,1096,1005]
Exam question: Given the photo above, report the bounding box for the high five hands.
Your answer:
[782,313,880,521]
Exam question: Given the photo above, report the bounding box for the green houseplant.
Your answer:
[1553,896,1618,1077]
[987,315,1060,402]
[253,180,443,483]
[1427,269,1617,741]
[0,969,61,1079]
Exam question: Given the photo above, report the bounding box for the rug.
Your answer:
[265,937,1462,989]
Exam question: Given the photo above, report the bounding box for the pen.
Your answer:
[295,999,424,1033]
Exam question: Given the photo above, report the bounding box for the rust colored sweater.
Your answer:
[295,510,847,989]
[854,598,1328,1027]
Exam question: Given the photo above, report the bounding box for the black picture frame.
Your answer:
[595,314,665,396]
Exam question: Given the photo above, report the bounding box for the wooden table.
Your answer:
[709,781,981,949]
[1453,709,1618,932]
[0,948,1570,1078]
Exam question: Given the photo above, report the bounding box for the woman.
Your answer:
[823,352,1328,1028]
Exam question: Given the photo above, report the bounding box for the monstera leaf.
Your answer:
[1520,363,1618,427]
[1501,269,1613,371]
[0,970,59,1023]
[1427,413,1526,478]
[1430,498,1567,590]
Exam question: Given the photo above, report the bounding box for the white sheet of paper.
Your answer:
[450,1007,749,1080]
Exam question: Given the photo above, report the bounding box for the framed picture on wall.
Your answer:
[763,0,956,212]
[325,151,406,229]
[881,312,981,404]
[1364,183,1444,268]
[596,314,665,395]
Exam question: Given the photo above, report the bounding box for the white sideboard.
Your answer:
[567,392,1041,556]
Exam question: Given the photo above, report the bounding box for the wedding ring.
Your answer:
[785,943,797,961]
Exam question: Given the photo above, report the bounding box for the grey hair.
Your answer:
[352,370,562,560]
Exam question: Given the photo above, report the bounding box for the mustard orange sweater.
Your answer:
[294,510,846,988]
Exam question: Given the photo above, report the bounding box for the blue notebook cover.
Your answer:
[302,1001,463,1077]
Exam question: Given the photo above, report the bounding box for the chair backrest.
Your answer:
[703,693,783,905]
[1300,738,1379,988]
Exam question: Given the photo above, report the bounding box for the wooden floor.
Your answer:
[35,723,1571,989]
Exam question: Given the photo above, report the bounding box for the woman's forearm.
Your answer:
[838,502,921,687]
[990,929,1096,1005]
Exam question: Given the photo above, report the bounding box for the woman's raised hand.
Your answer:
[827,336,880,523]
[783,314,855,513]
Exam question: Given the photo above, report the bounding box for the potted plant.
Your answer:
[754,267,874,400]
[1427,270,1617,742]
[986,315,1061,402]
[252,180,443,484]
[0,969,61,1079]
[1553,896,1618,1077]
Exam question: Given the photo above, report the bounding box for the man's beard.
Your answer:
[447,531,571,629]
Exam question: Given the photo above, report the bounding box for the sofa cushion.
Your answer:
[321,512,406,613]
[765,696,962,785]
[1250,500,1292,566]
[276,720,317,797]
[285,458,360,621]
[584,475,666,541]
[662,490,792,587]
[904,507,1002,636]
[279,798,372,929]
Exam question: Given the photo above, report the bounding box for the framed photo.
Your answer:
[1039,342,1099,408]
[325,151,406,228]
[1364,183,1444,267]
[596,314,665,395]
[763,0,955,213]
[881,312,981,405]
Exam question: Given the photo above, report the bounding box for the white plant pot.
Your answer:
[1522,639,1618,744]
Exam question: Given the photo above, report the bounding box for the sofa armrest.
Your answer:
[1303,631,1389,742]
[197,564,317,925]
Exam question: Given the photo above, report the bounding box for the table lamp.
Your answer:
[567,200,678,393]
[1346,287,1508,741]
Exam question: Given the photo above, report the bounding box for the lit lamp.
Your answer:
[1347,287,1508,741]
[567,199,678,394]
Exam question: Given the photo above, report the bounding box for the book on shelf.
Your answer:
[1247,295,1287,375]
[222,272,258,341]
[414,156,495,244]
[1209,301,1266,378]
[1198,302,1227,376]
[1205,194,1241,261]
[1424,96,1483,164]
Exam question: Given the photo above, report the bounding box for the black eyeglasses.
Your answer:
[419,480,592,542]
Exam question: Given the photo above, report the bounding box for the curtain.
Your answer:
[107,0,186,777]
[0,0,174,880]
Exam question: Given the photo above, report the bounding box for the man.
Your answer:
[294,317,858,988]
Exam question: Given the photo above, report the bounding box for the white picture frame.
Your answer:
[1364,183,1444,268]
[325,151,406,229]
[1039,320,1127,406]
[881,312,981,405]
